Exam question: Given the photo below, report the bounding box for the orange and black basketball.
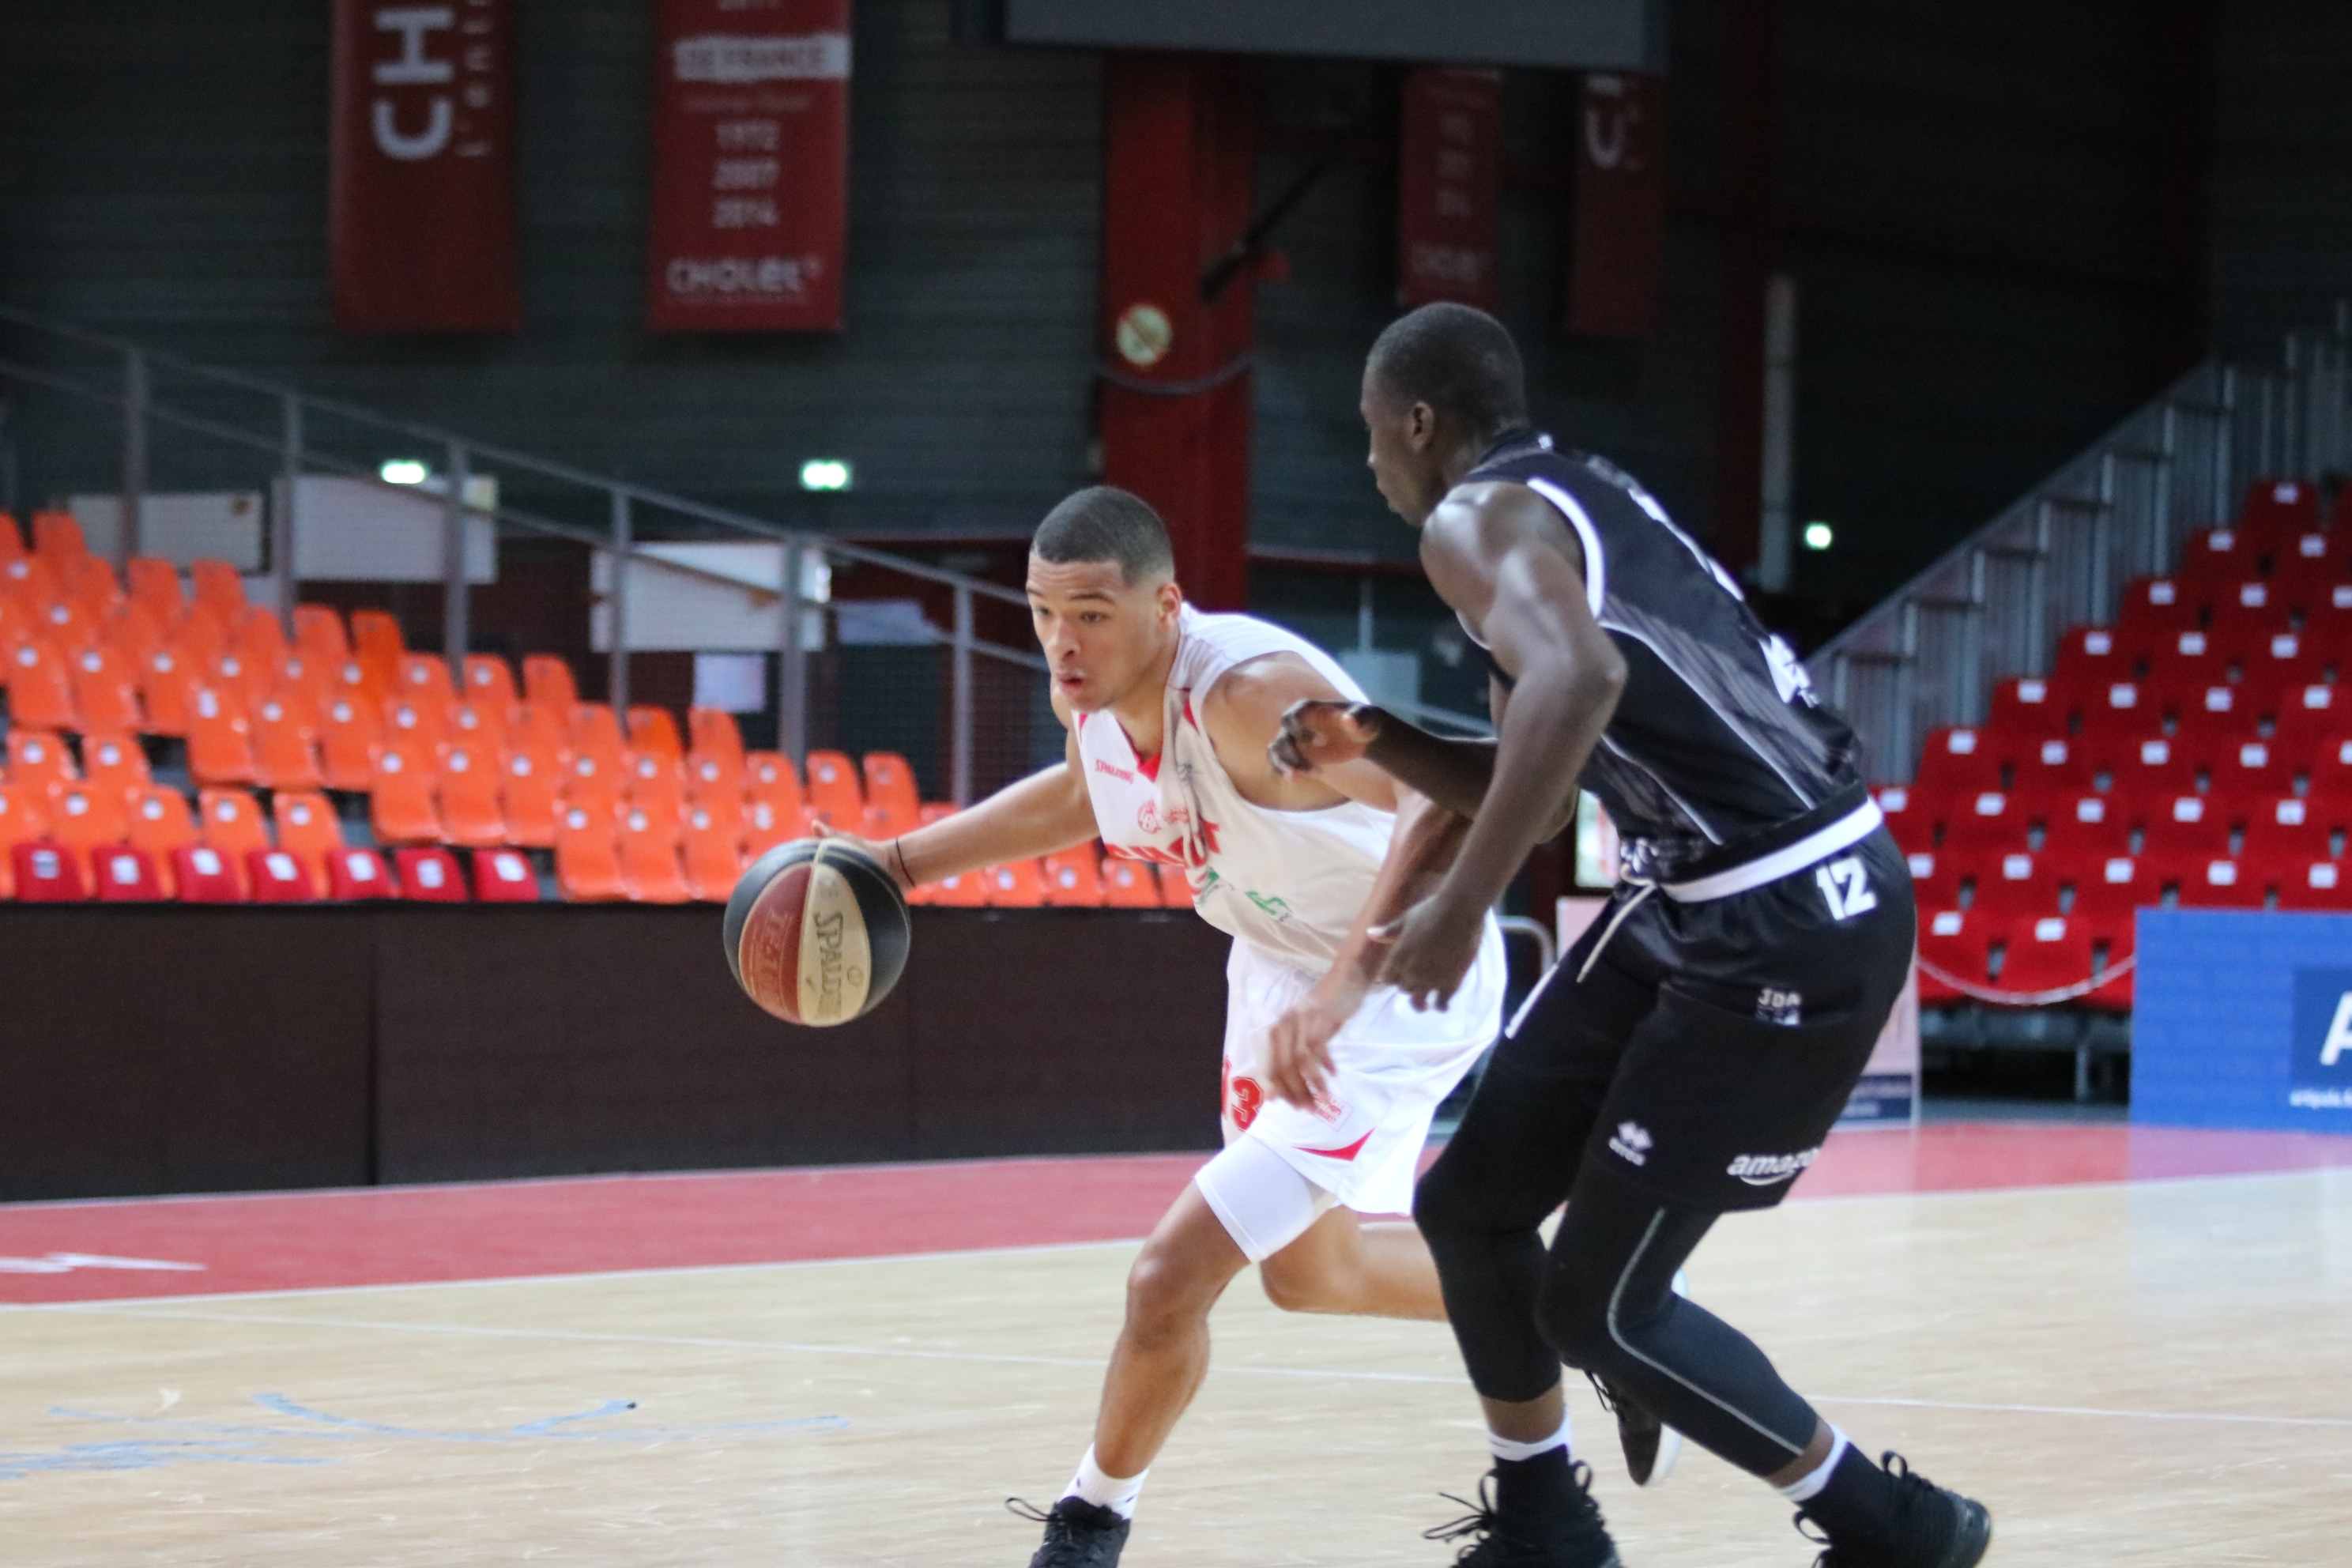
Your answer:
[723,839,911,1026]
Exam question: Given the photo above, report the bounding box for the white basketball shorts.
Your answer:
[1194,921,1506,1260]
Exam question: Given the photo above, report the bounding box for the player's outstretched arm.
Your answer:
[814,692,1099,891]
[1271,699,1494,820]
[1375,488,1626,1007]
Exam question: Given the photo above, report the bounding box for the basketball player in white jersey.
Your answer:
[820,485,1509,1567]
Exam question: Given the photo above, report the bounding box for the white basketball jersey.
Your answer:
[1075,607,1394,970]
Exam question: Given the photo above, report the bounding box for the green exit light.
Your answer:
[800,459,852,492]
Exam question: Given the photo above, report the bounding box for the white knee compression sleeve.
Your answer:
[1193,1133,1339,1262]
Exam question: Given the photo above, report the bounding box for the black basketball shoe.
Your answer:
[1795,1453,1993,1568]
[1423,1464,1622,1567]
[1585,1372,1681,1488]
[1009,1496,1129,1568]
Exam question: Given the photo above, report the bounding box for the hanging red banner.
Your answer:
[330,0,521,334]
[1396,69,1502,311]
[1565,74,1667,338]
[646,0,852,333]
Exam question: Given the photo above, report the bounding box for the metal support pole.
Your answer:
[275,396,302,618]
[608,489,631,715]
[952,582,974,806]
[120,349,148,565]
[442,440,471,665]
[1356,575,1374,652]
[778,539,808,762]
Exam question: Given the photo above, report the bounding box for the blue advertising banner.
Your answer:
[2132,909,2352,1130]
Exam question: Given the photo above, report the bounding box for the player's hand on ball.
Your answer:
[1269,699,1383,777]
[1266,971,1366,1108]
[1370,891,1483,1011]
[810,819,915,894]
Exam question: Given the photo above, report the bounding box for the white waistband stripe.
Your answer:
[1659,800,1883,903]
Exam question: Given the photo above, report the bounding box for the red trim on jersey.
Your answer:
[1136,750,1162,782]
[1297,1129,1374,1162]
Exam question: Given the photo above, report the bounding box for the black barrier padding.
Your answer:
[0,906,1225,1200]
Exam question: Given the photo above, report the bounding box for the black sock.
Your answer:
[1796,1446,1902,1544]
[1493,1448,1580,1519]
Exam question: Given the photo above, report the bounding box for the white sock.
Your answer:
[1775,1428,1851,1502]
[1065,1446,1147,1519]
[1487,1411,1574,1464]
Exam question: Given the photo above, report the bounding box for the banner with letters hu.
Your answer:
[646,0,852,333]
[330,0,521,334]
[1565,74,1665,338]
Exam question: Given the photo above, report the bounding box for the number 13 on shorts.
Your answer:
[1815,855,1877,920]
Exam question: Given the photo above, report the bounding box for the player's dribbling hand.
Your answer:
[1268,698,1383,778]
[1265,971,1365,1108]
[810,820,916,894]
[1369,891,1483,1011]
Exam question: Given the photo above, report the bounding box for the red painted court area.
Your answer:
[5,1122,2350,1306]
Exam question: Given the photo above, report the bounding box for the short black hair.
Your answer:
[1365,303,1528,441]
[1031,486,1175,584]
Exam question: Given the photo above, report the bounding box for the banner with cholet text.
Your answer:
[330,0,521,334]
[646,0,851,332]
[1396,68,1502,311]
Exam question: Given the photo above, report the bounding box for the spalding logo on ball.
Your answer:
[723,839,911,1026]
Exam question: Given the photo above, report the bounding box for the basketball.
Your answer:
[722,838,911,1026]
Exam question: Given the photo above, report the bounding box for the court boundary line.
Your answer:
[38,1302,2352,1434]
[6,1162,2344,1314]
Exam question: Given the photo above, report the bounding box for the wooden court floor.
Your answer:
[3,1144,2350,1565]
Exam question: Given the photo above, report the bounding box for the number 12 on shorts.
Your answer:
[1815,855,1878,920]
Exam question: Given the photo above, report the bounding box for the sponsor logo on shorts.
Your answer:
[1608,1121,1653,1167]
[1306,1091,1345,1125]
[1755,986,1803,1027]
[1725,1148,1819,1185]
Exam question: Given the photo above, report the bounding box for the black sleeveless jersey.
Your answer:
[1458,433,1867,880]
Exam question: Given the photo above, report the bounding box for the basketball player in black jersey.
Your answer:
[1269,303,1991,1568]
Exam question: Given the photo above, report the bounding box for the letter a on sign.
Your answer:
[2324,993,2352,1068]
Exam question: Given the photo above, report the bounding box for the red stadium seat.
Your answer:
[2206,579,2290,652]
[2166,854,2265,910]
[2181,526,2252,579]
[0,783,52,898]
[394,846,469,903]
[1916,908,1990,1004]
[2007,735,2090,797]
[91,845,166,903]
[472,847,541,903]
[2237,477,2320,539]
[172,843,245,903]
[2239,634,2331,714]
[2097,735,2196,802]
[2075,681,2156,752]
[246,848,318,903]
[1990,915,2097,1003]
[1940,790,2028,855]
[2139,629,2227,696]
[13,841,89,902]
[2115,577,2200,656]
[1987,677,2069,740]
[2052,626,2128,688]
[326,846,398,901]
[1915,727,2004,793]
[2200,737,2287,799]
[1874,785,1943,854]
[2268,682,2344,760]
[2130,791,2233,858]
[2166,683,2255,750]
[2276,859,2352,913]
[1967,850,2062,922]
[2241,796,2334,868]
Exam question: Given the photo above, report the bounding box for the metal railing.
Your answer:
[0,303,1052,803]
[1813,310,2352,784]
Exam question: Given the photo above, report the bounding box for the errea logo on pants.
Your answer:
[1608,1121,1653,1166]
[1726,1148,1819,1186]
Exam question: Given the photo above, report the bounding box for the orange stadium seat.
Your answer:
[499,746,564,848]
[81,732,150,795]
[861,752,922,834]
[802,749,862,826]
[571,703,627,764]
[186,688,259,787]
[205,648,270,710]
[682,801,745,901]
[741,797,802,856]
[625,751,686,823]
[462,654,518,711]
[172,843,244,903]
[438,744,507,847]
[982,858,1049,907]
[349,609,405,688]
[555,805,628,902]
[189,560,247,624]
[744,752,803,815]
[233,606,288,668]
[562,748,626,818]
[0,511,24,556]
[1102,855,1162,908]
[1155,863,1194,907]
[318,695,383,792]
[507,698,570,758]
[69,643,143,733]
[0,782,52,897]
[198,786,272,856]
[32,510,88,564]
[251,697,326,792]
[247,848,318,903]
[126,559,185,622]
[382,695,445,752]
[686,748,743,806]
[174,603,232,667]
[9,729,77,790]
[92,845,166,903]
[619,807,692,903]
[137,646,197,737]
[918,865,990,907]
[627,706,684,761]
[688,707,744,767]
[327,653,387,710]
[443,698,507,752]
[370,741,444,846]
[13,841,89,903]
[6,639,79,732]
[522,654,579,712]
[1,553,59,612]
[292,603,350,662]
[126,786,198,896]
[1042,845,1106,906]
[397,653,456,705]
[103,601,169,669]
[393,846,469,903]
[272,791,345,888]
[48,782,129,885]
[472,847,541,903]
